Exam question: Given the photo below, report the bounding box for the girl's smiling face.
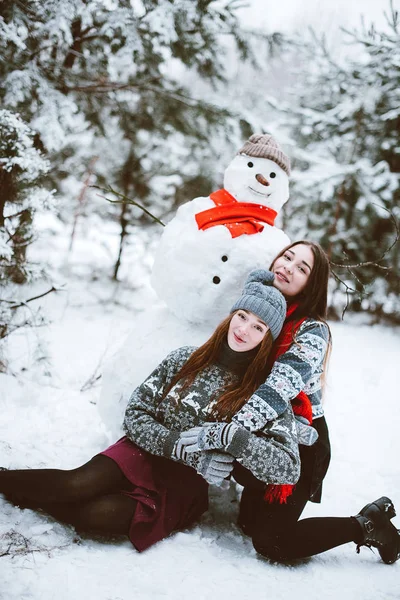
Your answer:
[227,310,268,352]
[272,243,314,298]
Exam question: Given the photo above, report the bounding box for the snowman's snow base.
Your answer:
[97,304,214,439]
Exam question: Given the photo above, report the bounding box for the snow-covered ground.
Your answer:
[0,222,399,600]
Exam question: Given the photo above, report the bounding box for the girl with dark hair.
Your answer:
[0,272,301,553]
[206,240,399,565]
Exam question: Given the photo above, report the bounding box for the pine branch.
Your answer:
[330,270,369,320]
[4,209,31,220]
[328,207,399,319]
[80,346,108,393]
[69,156,98,253]
[0,285,65,311]
[385,0,399,34]
[61,77,229,116]
[80,372,102,393]
[330,206,399,269]
[62,77,161,94]
[92,185,165,227]
[0,318,47,340]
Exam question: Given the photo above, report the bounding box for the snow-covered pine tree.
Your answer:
[0,109,55,370]
[0,110,54,285]
[280,5,400,320]
[0,0,256,278]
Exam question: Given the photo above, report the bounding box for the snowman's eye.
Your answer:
[221,255,228,262]
[247,162,254,168]
[213,276,221,284]
[270,172,276,178]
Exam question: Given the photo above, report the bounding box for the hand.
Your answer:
[172,436,234,485]
[197,451,234,486]
[295,416,319,446]
[179,422,239,453]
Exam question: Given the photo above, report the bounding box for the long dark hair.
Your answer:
[271,240,332,383]
[270,240,330,323]
[163,312,274,421]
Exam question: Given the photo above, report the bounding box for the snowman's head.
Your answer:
[223,133,290,212]
[224,155,289,212]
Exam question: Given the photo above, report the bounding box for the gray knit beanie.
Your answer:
[231,270,286,340]
[238,133,291,176]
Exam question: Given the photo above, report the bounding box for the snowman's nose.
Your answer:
[256,174,270,186]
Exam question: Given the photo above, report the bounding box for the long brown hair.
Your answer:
[271,240,332,383]
[163,312,274,421]
[270,240,330,322]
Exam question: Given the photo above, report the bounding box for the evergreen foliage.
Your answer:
[281,6,400,320]
[1,1,397,324]
[0,109,55,368]
[0,0,266,363]
[0,0,255,279]
[0,109,54,286]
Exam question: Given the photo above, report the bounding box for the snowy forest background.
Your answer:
[0,2,400,598]
[1,0,400,373]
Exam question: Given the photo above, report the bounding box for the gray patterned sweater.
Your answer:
[232,319,330,432]
[123,346,300,485]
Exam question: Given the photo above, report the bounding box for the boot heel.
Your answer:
[358,496,396,519]
[379,529,400,565]
[377,497,396,520]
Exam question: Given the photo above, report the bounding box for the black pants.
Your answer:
[236,417,361,561]
[0,455,137,537]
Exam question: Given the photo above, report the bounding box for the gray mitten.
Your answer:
[295,416,319,446]
[197,451,234,486]
[172,434,191,462]
[179,422,239,453]
[172,437,234,485]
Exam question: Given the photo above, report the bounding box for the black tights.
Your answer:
[1,456,362,555]
[239,477,361,561]
[0,456,137,537]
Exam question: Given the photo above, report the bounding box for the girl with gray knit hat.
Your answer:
[0,272,298,553]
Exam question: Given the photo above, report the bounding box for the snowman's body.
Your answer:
[98,152,291,438]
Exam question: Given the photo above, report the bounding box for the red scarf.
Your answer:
[263,304,313,504]
[195,189,277,239]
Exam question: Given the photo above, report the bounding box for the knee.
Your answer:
[252,533,290,563]
[73,496,135,538]
[68,499,107,533]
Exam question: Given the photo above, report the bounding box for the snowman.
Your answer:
[98,134,291,438]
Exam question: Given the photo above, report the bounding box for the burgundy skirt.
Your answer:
[99,437,208,552]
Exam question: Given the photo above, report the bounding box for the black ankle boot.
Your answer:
[353,496,400,564]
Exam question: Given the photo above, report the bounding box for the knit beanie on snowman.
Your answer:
[238,133,291,176]
[230,270,286,340]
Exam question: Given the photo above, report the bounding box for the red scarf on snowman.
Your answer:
[263,303,314,504]
[195,189,277,238]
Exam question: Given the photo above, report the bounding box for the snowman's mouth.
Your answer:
[248,186,272,198]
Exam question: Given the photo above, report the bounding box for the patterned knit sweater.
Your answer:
[123,346,300,486]
[232,319,329,432]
